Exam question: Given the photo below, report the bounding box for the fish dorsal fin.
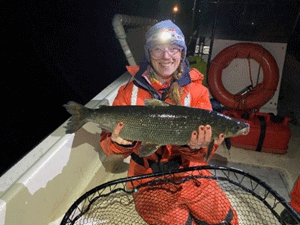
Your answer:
[144,99,170,107]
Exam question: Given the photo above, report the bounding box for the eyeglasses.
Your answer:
[150,45,183,59]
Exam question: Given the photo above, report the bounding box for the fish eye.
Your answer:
[235,125,241,131]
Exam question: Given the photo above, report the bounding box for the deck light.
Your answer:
[173,6,179,13]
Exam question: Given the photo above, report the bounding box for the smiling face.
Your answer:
[150,44,182,83]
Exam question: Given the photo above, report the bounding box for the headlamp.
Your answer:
[160,32,172,42]
[146,28,184,44]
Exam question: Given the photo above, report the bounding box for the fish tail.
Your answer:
[63,101,90,134]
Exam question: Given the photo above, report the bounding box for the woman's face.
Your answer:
[150,44,182,82]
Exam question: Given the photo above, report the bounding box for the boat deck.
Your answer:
[211,122,300,202]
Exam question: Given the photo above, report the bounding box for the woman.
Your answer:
[100,20,238,224]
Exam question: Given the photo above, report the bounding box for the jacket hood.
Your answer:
[125,58,191,100]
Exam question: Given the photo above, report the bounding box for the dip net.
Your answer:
[60,166,300,225]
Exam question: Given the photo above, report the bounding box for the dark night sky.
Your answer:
[1,0,299,175]
[1,0,194,175]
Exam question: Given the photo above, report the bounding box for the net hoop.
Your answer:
[60,165,300,225]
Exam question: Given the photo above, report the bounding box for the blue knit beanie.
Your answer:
[144,20,187,63]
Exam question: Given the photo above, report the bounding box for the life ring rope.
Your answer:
[233,84,277,111]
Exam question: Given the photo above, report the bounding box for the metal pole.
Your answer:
[207,1,219,69]
[112,14,158,66]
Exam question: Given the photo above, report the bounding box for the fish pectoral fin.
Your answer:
[139,143,161,157]
[144,99,170,107]
[205,139,215,161]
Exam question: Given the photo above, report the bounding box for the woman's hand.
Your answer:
[188,125,224,150]
[111,122,133,146]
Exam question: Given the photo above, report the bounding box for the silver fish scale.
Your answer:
[120,110,196,145]
[95,105,233,146]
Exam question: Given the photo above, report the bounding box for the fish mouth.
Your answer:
[241,125,250,135]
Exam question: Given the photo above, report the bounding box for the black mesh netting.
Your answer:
[60,166,300,225]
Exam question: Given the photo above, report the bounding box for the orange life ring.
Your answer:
[208,43,279,111]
